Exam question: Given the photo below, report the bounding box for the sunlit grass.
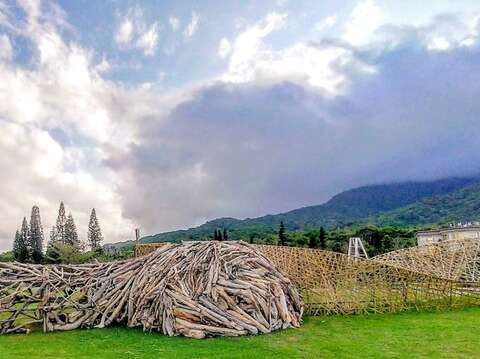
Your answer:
[1,307,479,358]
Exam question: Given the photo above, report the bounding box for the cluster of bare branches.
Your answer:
[0,241,302,338]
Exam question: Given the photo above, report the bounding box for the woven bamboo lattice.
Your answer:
[373,238,480,282]
[0,241,302,337]
[137,240,480,315]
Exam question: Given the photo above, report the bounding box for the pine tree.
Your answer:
[19,217,30,262]
[49,226,58,243]
[88,208,103,251]
[223,228,228,241]
[29,205,44,263]
[64,213,80,250]
[46,226,61,263]
[12,229,28,262]
[55,202,67,244]
[308,232,318,248]
[319,227,326,250]
[278,221,287,246]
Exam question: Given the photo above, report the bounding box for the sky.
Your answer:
[1,0,480,251]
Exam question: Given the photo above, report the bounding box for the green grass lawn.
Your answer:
[1,308,479,359]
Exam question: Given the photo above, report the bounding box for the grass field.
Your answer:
[1,308,479,358]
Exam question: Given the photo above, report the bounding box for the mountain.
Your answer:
[374,181,480,226]
[125,176,477,246]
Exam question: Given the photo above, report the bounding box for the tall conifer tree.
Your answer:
[65,213,80,250]
[87,208,103,251]
[12,229,28,262]
[319,227,326,250]
[55,202,67,243]
[19,217,30,262]
[46,226,61,263]
[29,205,44,263]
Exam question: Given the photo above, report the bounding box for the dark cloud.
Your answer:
[108,35,480,236]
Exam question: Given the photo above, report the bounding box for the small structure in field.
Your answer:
[347,237,368,259]
[0,241,303,338]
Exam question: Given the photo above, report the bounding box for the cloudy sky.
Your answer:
[0,0,480,250]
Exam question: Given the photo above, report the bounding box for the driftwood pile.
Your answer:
[0,241,303,338]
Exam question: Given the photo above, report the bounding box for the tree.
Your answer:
[12,229,28,262]
[45,242,90,264]
[0,251,14,262]
[29,205,44,263]
[88,208,103,251]
[55,202,67,243]
[308,231,318,248]
[45,227,61,264]
[319,227,326,250]
[214,229,222,241]
[18,218,30,262]
[65,213,80,250]
[223,228,228,241]
[49,226,57,243]
[278,221,287,246]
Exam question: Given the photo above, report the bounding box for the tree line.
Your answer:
[273,221,416,256]
[12,202,104,263]
[212,228,229,241]
[207,221,416,257]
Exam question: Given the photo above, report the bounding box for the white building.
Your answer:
[416,224,480,246]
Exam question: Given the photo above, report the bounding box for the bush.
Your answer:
[0,251,14,262]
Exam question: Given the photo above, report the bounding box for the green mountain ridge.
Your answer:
[103,177,479,250]
[374,182,480,226]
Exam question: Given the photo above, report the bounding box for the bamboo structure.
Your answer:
[373,238,480,282]
[0,241,302,337]
[138,240,480,315]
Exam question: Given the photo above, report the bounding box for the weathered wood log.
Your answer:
[0,241,303,338]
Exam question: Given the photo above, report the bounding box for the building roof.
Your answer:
[417,226,480,236]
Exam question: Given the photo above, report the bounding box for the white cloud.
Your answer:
[115,18,133,44]
[0,33,12,61]
[427,36,450,51]
[222,12,372,95]
[169,16,180,31]
[95,56,111,73]
[420,15,479,52]
[0,0,155,250]
[114,8,159,55]
[136,22,159,56]
[224,13,287,82]
[343,0,385,46]
[217,37,231,59]
[183,11,199,38]
[314,15,337,32]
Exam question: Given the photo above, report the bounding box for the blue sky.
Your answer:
[10,0,477,88]
[0,0,480,250]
